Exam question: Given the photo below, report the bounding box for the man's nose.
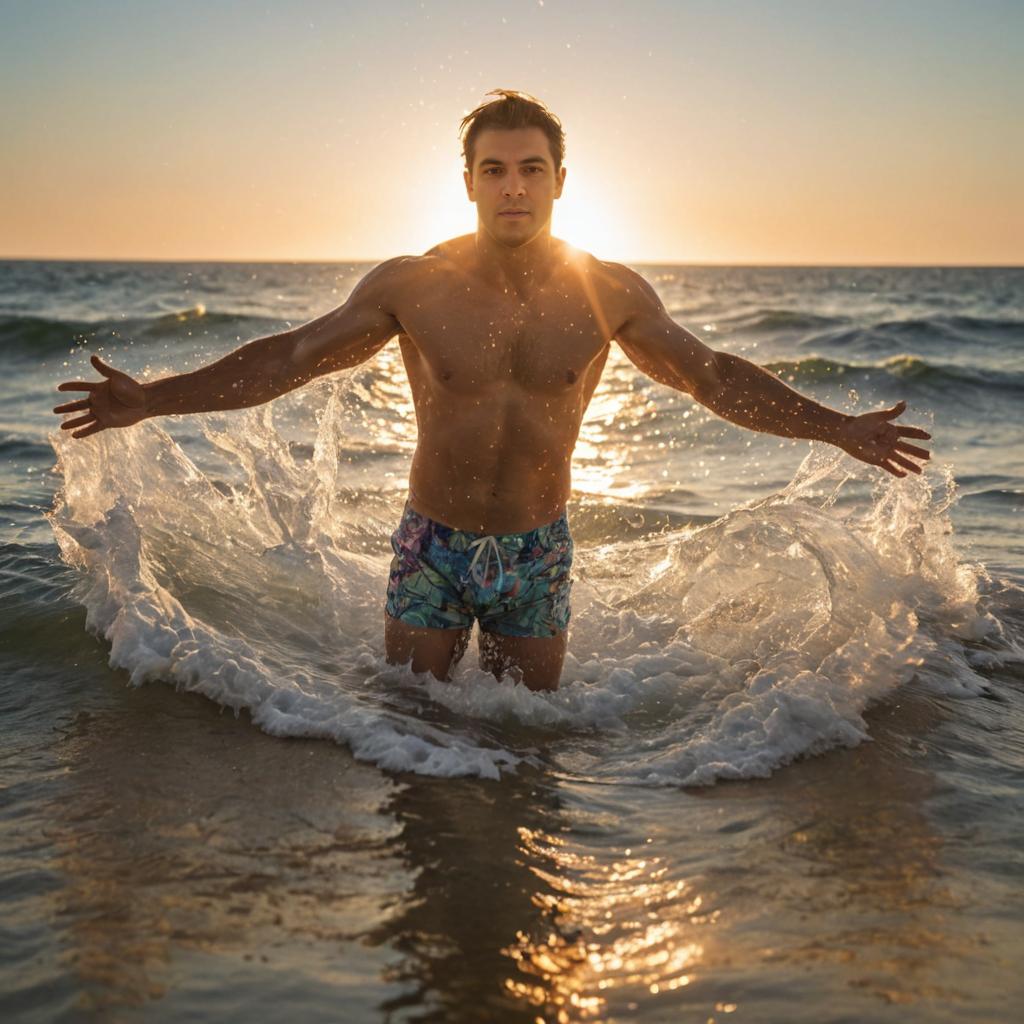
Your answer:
[502,174,526,197]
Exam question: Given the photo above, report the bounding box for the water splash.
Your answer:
[48,381,1007,784]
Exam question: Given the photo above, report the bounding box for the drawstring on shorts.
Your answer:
[466,534,506,592]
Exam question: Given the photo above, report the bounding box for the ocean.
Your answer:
[1,259,1022,1022]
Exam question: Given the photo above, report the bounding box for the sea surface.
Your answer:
[1,259,1022,1022]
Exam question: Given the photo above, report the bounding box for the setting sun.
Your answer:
[552,170,631,261]
[406,154,631,260]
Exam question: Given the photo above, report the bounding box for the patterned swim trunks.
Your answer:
[385,502,573,638]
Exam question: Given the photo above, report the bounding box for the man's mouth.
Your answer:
[498,209,530,218]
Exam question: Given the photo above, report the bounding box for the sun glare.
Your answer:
[407,156,630,260]
[554,171,629,261]
[406,157,473,252]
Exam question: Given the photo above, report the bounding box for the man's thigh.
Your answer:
[478,629,567,692]
[384,613,470,681]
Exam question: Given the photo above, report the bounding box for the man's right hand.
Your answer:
[53,354,149,439]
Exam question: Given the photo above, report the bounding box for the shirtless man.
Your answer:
[53,90,931,691]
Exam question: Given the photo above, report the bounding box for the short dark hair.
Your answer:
[459,89,565,172]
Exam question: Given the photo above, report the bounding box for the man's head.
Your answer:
[460,90,567,248]
[460,89,565,172]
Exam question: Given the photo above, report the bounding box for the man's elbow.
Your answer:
[289,324,342,380]
[689,350,732,404]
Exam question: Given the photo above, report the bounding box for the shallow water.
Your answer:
[2,261,1023,1020]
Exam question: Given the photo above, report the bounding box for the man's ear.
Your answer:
[554,165,566,200]
[463,167,475,201]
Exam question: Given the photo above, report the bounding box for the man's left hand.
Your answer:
[836,400,931,477]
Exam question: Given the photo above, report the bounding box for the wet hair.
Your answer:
[459,89,565,172]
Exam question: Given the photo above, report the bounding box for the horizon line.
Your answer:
[2,255,1021,270]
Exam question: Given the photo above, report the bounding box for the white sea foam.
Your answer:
[49,381,1005,784]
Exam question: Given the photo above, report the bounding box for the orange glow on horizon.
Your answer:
[3,5,1018,265]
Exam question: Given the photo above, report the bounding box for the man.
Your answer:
[53,90,931,692]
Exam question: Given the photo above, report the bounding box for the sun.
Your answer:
[552,171,629,261]
[406,156,630,260]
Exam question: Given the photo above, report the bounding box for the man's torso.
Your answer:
[387,237,633,533]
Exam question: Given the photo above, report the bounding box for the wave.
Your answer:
[961,487,1024,508]
[1,308,288,358]
[764,354,1024,394]
[716,308,851,333]
[0,542,82,639]
[822,314,1024,348]
[712,309,1024,363]
[796,317,1024,367]
[45,379,1014,785]
[0,434,53,460]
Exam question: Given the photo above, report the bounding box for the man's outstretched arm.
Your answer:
[53,257,412,439]
[613,268,931,477]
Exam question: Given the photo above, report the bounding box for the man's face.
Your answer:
[464,127,566,248]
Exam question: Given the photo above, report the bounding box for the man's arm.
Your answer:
[612,267,931,477]
[54,257,412,438]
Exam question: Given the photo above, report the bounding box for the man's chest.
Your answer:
[396,287,611,393]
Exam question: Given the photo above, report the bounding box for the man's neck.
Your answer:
[473,227,560,297]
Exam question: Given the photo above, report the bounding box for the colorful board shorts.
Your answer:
[385,502,573,638]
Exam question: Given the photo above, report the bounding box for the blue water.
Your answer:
[2,260,1022,1021]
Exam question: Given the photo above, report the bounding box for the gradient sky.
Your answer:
[1,0,1021,264]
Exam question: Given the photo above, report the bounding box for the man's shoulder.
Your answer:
[592,257,648,296]
[422,234,474,261]
[554,250,666,339]
[375,237,471,285]
[559,249,655,312]
[357,245,462,296]
[553,244,643,292]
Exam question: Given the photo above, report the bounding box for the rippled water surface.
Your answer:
[2,261,1022,1021]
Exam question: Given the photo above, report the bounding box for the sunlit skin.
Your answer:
[53,125,931,690]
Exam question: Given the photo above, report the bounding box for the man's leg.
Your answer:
[478,630,567,692]
[385,613,470,681]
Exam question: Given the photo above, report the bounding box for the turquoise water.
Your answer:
[2,261,1022,1021]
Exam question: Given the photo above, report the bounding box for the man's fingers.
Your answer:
[53,399,90,414]
[91,354,117,377]
[883,400,907,419]
[895,441,930,460]
[60,414,96,431]
[880,460,907,478]
[896,425,931,440]
[71,422,105,439]
[57,381,97,393]
[889,452,922,474]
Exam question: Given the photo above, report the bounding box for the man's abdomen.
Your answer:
[408,410,577,534]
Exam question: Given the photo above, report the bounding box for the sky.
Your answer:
[1,0,1021,264]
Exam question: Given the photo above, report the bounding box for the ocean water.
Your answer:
[1,259,1022,1021]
